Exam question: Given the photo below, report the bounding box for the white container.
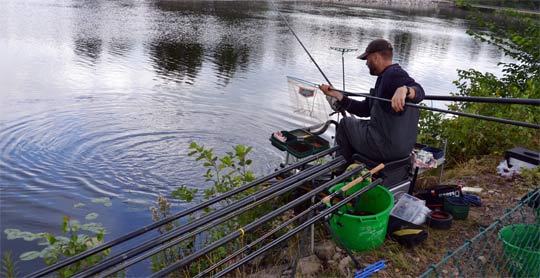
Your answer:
[390,193,426,223]
[411,206,431,225]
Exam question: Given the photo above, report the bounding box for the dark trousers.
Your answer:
[335,117,379,165]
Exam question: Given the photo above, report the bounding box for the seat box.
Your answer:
[388,180,411,202]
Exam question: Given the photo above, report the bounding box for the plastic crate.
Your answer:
[391,193,426,223]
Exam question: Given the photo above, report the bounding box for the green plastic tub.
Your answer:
[326,181,394,251]
[443,196,469,220]
[498,224,540,277]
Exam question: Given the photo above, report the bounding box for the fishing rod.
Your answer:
[28,146,338,278]
[292,76,537,128]
[193,164,383,278]
[270,1,347,117]
[213,178,384,278]
[95,159,348,277]
[288,76,540,106]
[269,1,332,86]
[335,88,539,129]
[423,95,540,105]
[147,162,370,277]
[72,157,346,277]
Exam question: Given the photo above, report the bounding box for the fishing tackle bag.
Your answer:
[415,184,462,209]
[386,216,427,248]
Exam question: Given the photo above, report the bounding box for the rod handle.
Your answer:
[323,163,384,204]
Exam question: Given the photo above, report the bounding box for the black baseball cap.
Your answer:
[357,39,393,60]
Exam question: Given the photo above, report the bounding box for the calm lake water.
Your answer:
[0,0,512,275]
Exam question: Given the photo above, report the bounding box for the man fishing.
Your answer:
[319,38,425,167]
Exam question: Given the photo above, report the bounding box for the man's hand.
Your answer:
[319,84,343,101]
[391,85,411,112]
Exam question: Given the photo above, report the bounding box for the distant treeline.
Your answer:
[461,0,539,10]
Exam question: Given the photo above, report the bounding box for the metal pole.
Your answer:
[342,52,345,91]
[330,47,357,92]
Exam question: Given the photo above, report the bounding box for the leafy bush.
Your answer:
[419,7,540,162]
[151,142,280,276]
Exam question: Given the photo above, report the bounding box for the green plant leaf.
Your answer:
[85,213,99,220]
[91,197,112,207]
[47,234,56,245]
[81,223,105,234]
[19,251,40,261]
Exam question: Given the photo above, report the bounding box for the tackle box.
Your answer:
[270,129,329,159]
[415,143,444,160]
[504,147,539,169]
[423,146,444,160]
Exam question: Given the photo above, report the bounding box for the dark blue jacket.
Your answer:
[338,64,425,161]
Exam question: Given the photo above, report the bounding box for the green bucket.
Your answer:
[326,181,394,251]
[498,224,540,277]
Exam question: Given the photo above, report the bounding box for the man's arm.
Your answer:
[391,84,425,112]
[319,84,370,117]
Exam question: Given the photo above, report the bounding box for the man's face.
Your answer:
[365,52,378,76]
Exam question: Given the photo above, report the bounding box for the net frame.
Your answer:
[287,76,333,124]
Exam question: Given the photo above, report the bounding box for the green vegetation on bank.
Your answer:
[151,143,284,275]
[457,0,540,11]
[418,5,540,162]
[2,200,111,277]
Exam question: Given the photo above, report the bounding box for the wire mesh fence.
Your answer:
[420,189,540,278]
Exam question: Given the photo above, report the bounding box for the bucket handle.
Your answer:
[357,216,378,222]
[332,211,346,227]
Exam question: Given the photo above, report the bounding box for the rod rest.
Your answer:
[352,153,412,188]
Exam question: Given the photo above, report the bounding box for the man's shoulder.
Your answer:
[383,64,408,77]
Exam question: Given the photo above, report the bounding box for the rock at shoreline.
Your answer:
[314,240,337,261]
[338,256,353,277]
[296,255,322,277]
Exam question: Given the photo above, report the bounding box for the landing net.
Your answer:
[287,76,333,125]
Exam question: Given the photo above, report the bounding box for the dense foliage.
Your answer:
[418,6,540,162]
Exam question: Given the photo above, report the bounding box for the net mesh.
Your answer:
[420,189,540,278]
[287,76,333,124]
